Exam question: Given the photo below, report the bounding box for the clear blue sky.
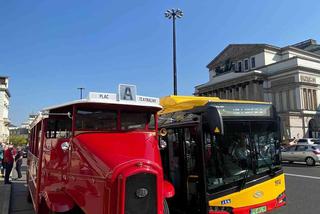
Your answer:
[1,0,320,125]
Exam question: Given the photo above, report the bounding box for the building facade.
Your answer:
[0,76,10,143]
[195,39,320,141]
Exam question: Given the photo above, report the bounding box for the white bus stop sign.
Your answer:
[119,84,137,101]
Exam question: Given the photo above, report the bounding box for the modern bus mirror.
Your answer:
[61,142,70,152]
[205,106,224,135]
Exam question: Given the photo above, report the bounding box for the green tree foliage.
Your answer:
[9,135,28,147]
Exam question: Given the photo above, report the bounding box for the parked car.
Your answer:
[281,144,320,166]
[296,138,320,144]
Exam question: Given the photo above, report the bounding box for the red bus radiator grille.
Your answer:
[125,173,157,214]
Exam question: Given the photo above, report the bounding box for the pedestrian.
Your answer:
[0,143,4,177]
[4,144,14,184]
[14,147,23,180]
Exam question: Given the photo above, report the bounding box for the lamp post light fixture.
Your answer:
[77,87,85,99]
[165,8,183,95]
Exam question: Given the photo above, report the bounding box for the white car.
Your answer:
[281,144,320,166]
[296,138,320,145]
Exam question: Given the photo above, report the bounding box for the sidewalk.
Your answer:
[0,160,35,214]
[10,160,35,214]
[0,172,11,214]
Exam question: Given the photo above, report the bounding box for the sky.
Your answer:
[1,0,320,125]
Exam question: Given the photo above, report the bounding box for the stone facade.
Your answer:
[195,39,320,140]
[0,76,10,143]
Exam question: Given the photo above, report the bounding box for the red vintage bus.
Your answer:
[27,85,174,214]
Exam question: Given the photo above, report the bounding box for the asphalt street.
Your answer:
[8,161,320,214]
[272,162,320,214]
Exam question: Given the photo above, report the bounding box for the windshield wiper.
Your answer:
[239,169,249,191]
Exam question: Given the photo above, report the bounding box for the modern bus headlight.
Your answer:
[276,191,286,206]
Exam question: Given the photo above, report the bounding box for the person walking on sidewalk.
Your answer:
[14,147,23,179]
[4,144,14,184]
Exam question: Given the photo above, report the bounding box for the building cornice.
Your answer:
[196,71,266,92]
[0,88,11,97]
[281,46,320,60]
[206,44,281,69]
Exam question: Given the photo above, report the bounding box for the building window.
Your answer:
[244,59,249,70]
[238,61,242,72]
[251,57,256,68]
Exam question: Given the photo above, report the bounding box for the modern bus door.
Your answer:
[161,126,205,214]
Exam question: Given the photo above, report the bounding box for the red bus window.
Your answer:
[121,112,153,131]
[46,118,72,139]
[76,108,117,131]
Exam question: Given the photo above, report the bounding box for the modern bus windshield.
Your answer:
[204,120,281,193]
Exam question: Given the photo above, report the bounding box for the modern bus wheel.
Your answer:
[305,157,315,166]
[164,200,170,214]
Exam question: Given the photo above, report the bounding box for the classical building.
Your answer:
[0,76,10,143]
[195,39,320,140]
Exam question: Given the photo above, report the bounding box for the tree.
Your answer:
[9,135,28,147]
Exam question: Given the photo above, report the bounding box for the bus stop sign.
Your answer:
[119,84,137,101]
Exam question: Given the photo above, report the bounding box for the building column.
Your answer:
[295,87,302,110]
[238,85,242,100]
[226,88,229,99]
[252,81,256,100]
[232,87,236,100]
[245,83,249,100]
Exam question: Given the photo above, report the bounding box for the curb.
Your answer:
[0,183,11,214]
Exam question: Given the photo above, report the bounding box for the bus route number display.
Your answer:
[211,103,272,117]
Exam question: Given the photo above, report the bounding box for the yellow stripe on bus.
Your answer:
[208,174,285,208]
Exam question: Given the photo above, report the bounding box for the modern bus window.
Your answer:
[121,112,154,131]
[204,122,254,193]
[46,117,72,139]
[166,129,182,193]
[250,121,281,174]
[183,127,201,208]
[76,108,117,131]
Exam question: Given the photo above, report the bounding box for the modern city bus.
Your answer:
[27,85,174,214]
[158,95,286,214]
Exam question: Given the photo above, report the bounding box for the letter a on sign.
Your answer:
[119,84,137,101]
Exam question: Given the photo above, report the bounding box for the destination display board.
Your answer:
[210,102,272,117]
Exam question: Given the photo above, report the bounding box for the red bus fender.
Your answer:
[163,180,175,198]
[42,191,75,213]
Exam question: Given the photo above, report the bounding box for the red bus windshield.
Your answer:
[75,108,155,132]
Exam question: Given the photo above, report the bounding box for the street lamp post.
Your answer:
[77,87,85,99]
[165,8,183,95]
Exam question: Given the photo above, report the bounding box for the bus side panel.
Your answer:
[39,138,73,212]
[27,152,39,212]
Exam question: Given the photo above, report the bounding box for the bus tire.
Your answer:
[164,199,170,214]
